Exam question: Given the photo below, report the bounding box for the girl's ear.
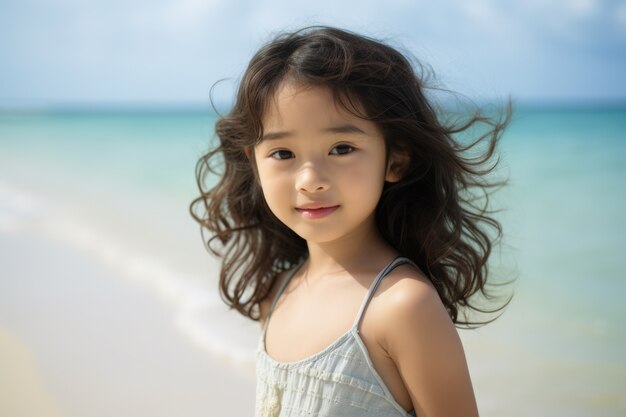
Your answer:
[244,146,251,160]
[385,150,410,183]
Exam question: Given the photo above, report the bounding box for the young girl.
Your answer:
[191,26,511,417]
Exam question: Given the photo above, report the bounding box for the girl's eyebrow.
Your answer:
[261,130,294,141]
[261,124,366,141]
[323,124,366,135]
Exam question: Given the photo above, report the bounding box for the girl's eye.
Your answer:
[330,144,354,155]
[269,149,294,160]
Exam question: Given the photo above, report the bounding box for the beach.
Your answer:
[1,108,625,416]
[0,233,256,417]
[0,323,63,417]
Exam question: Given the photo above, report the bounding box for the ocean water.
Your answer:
[1,106,625,415]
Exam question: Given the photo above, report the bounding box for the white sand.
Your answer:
[0,326,64,417]
[0,233,256,417]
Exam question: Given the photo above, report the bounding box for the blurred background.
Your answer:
[1,1,625,416]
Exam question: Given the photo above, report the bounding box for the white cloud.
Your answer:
[1,0,625,104]
[157,0,223,33]
[512,0,601,20]
[459,1,507,27]
[566,0,600,18]
[615,2,626,29]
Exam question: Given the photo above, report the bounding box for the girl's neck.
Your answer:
[303,221,398,279]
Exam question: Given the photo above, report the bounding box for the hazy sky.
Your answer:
[1,0,625,108]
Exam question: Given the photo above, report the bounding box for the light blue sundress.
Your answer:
[256,256,418,417]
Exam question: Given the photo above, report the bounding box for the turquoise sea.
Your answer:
[1,106,625,415]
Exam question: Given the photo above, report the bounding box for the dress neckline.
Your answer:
[260,326,357,368]
[260,256,414,367]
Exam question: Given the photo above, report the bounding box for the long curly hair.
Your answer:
[190,26,513,327]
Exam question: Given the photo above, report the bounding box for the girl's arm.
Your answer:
[382,277,479,417]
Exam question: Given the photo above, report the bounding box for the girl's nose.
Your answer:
[295,164,330,193]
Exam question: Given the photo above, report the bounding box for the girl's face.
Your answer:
[253,82,399,244]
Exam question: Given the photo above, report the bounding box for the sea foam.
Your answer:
[0,178,259,375]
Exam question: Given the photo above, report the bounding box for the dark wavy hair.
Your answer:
[190,26,513,327]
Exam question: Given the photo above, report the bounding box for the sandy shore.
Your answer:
[0,326,64,417]
[0,233,256,417]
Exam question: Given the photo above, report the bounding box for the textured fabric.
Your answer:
[256,256,418,417]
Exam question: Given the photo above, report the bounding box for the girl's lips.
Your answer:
[295,205,339,219]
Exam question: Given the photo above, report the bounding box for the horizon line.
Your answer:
[2,97,626,115]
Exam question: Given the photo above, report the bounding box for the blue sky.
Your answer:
[1,0,625,108]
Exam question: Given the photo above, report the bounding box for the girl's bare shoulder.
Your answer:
[372,263,453,342]
[375,263,440,309]
[373,263,478,416]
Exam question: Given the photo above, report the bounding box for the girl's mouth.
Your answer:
[295,205,340,219]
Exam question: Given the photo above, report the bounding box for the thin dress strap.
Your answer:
[262,260,305,334]
[352,256,417,333]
